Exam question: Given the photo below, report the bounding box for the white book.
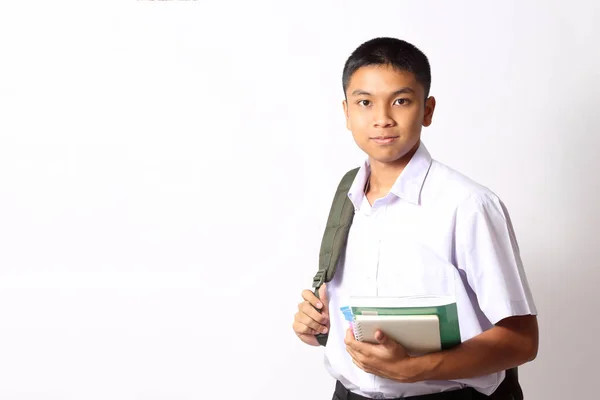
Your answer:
[353,314,442,356]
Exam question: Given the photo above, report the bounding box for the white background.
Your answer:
[0,1,598,399]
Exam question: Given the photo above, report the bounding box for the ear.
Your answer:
[422,96,436,127]
[342,99,351,131]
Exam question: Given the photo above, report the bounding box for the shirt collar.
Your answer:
[347,141,433,208]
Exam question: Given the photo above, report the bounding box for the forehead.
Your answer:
[346,64,422,96]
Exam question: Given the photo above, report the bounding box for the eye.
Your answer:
[394,98,410,106]
[357,99,371,107]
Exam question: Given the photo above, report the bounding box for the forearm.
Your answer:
[408,315,538,382]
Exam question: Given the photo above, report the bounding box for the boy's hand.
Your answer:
[293,284,330,346]
[344,328,416,383]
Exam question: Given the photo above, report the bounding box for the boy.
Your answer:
[292,37,538,399]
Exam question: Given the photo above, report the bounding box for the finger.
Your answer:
[301,289,325,311]
[292,319,318,336]
[296,311,329,334]
[344,327,355,346]
[348,349,380,376]
[344,328,365,353]
[350,354,370,374]
[345,335,367,362]
[296,311,326,332]
[299,301,330,325]
[346,346,360,364]
[347,343,368,364]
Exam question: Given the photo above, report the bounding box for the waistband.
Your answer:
[334,381,474,400]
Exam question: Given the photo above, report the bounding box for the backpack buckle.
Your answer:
[312,270,326,289]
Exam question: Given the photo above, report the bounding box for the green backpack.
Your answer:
[311,168,524,400]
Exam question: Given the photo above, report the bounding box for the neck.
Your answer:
[366,143,420,194]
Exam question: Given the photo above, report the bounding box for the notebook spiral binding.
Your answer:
[352,317,364,342]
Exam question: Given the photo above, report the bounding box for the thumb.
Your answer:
[318,284,329,314]
[375,330,389,345]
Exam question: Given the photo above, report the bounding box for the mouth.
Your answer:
[370,136,399,145]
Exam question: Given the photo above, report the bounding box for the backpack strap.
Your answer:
[312,167,359,346]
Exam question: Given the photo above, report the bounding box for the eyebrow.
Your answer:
[350,87,416,96]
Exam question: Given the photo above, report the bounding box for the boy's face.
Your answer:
[343,64,435,166]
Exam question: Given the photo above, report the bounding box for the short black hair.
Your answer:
[342,37,431,100]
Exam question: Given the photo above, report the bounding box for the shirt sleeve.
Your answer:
[455,193,538,325]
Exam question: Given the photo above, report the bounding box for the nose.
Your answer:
[373,105,395,128]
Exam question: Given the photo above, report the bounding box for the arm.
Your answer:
[345,314,538,383]
[409,314,538,382]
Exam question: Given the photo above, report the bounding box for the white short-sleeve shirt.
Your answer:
[323,141,537,399]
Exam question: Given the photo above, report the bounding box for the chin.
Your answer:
[367,141,420,164]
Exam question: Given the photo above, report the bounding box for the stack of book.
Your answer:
[340,295,461,356]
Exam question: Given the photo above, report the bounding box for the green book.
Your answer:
[348,295,461,354]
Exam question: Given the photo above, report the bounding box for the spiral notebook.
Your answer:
[342,295,461,355]
[353,314,442,355]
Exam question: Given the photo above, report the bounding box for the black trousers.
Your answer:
[332,381,476,400]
